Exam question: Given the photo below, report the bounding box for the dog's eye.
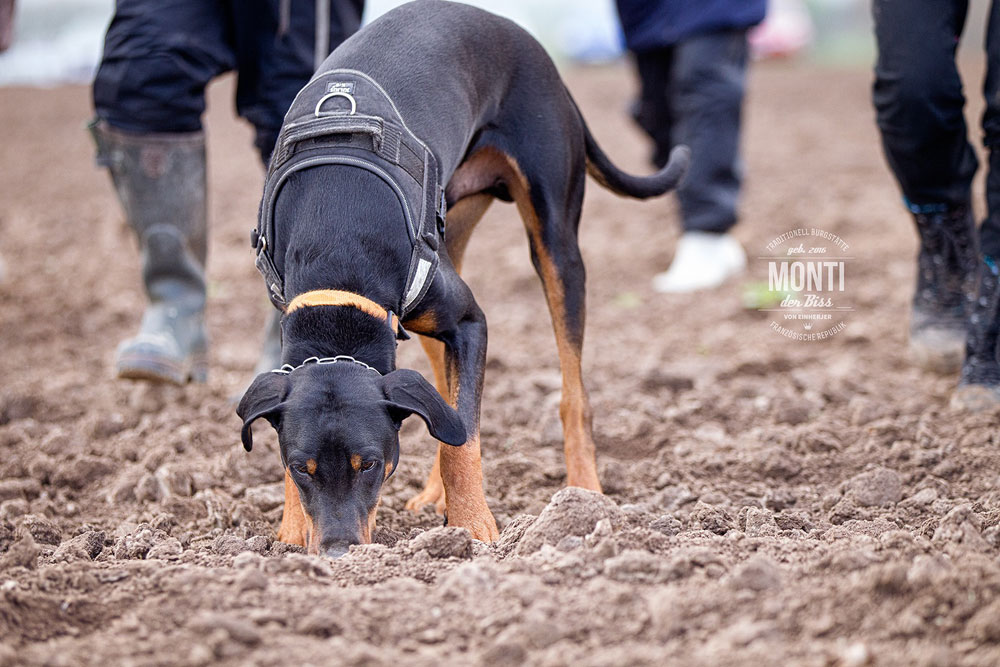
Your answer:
[361,460,378,472]
[293,459,317,476]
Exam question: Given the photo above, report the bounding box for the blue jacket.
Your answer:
[616,0,767,51]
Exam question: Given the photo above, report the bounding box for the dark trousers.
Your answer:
[631,29,749,234]
[93,0,362,162]
[873,0,1000,255]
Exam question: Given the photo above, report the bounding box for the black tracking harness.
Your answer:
[252,68,447,331]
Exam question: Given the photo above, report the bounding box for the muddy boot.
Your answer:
[90,121,208,385]
[952,256,1000,411]
[909,205,978,374]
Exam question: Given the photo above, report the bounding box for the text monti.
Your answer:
[768,260,845,292]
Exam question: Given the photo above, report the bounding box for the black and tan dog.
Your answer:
[237,0,688,556]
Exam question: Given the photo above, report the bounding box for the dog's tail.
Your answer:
[581,112,690,199]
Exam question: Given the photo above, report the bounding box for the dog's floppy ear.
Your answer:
[236,372,290,452]
[382,369,466,446]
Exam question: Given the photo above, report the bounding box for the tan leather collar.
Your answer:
[285,289,399,335]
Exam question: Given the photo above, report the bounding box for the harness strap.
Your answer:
[285,289,402,337]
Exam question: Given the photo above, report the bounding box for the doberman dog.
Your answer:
[237,0,689,557]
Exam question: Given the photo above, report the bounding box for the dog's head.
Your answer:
[237,362,464,557]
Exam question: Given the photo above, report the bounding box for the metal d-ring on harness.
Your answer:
[252,68,447,338]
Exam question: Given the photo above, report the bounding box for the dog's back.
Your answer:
[321,0,572,178]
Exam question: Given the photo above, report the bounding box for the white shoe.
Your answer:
[652,231,747,293]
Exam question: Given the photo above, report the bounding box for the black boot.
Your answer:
[91,121,209,385]
[952,256,1000,410]
[909,205,979,373]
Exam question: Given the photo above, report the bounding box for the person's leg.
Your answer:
[93,0,233,134]
[231,0,364,375]
[230,0,364,163]
[91,0,233,384]
[955,0,1000,408]
[872,0,979,374]
[671,29,748,236]
[642,30,749,293]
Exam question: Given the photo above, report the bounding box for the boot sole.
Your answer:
[951,384,1000,412]
[908,332,965,375]
[116,353,207,385]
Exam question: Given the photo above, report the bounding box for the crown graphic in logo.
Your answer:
[803,322,814,331]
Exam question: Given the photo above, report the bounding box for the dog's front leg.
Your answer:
[277,467,313,548]
[435,304,500,542]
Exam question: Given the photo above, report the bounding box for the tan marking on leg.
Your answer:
[495,149,602,492]
[305,458,317,475]
[405,335,450,515]
[350,453,362,472]
[442,193,493,274]
[422,333,498,541]
[277,467,314,547]
[440,431,499,542]
[363,495,380,544]
[404,310,438,336]
[405,445,447,515]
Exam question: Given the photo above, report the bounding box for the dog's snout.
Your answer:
[320,539,355,559]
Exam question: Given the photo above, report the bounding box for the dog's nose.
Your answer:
[320,540,352,559]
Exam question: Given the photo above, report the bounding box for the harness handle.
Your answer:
[279,115,384,155]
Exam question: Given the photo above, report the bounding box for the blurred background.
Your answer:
[0,0,924,88]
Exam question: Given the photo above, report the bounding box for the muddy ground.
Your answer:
[2,59,1000,666]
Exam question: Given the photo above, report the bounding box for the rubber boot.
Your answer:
[90,120,208,385]
[909,205,979,374]
[952,256,1000,411]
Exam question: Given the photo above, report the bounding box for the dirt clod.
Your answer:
[0,532,39,570]
[52,530,105,562]
[515,488,624,555]
[189,612,261,647]
[113,524,169,560]
[410,526,473,559]
[213,534,250,556]
[932,504,989,550]
[847,467,904,507]
[17,515,61,546]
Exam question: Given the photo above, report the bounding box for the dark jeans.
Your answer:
[631,29,749,234]
[873,0,1000,255]
[93,0,362,162]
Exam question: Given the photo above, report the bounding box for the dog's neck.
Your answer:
[281,306,397,375]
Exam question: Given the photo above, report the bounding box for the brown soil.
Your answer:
[2,60,1000,666]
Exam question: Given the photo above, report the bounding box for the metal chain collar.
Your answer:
[271,355,382,376]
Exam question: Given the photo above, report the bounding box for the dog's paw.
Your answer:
[565,473,603,494]
[405,484,446,515]
[446,500,499,543]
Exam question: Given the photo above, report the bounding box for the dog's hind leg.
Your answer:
[506,152,602,492]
